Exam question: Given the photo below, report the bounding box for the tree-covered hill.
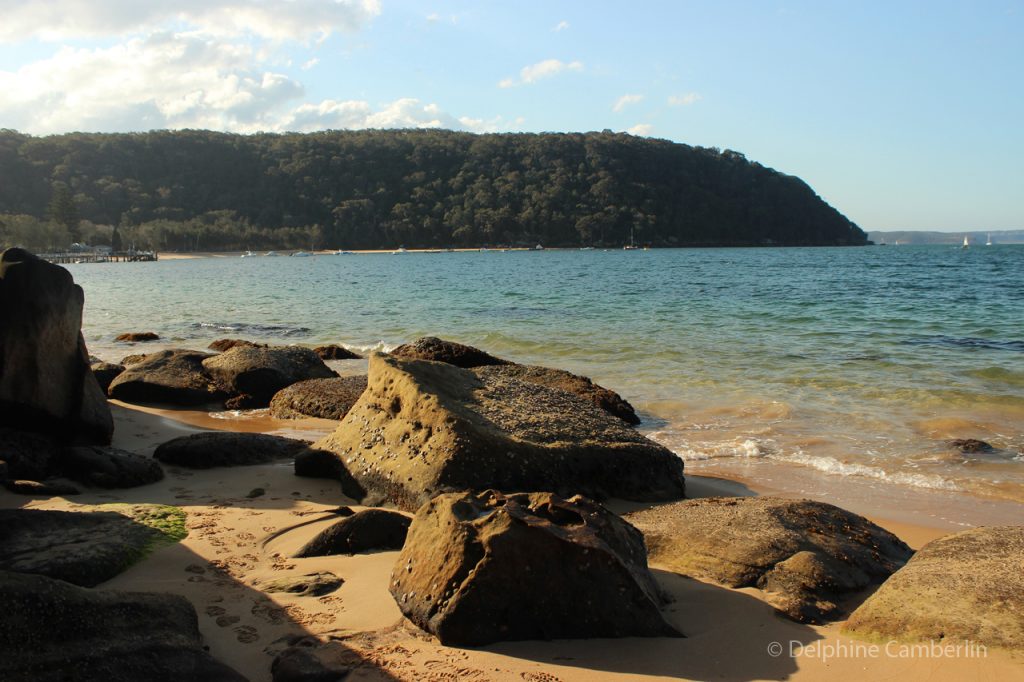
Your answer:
[0,128,866,251]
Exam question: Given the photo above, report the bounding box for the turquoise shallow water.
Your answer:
[69,245,1024,502]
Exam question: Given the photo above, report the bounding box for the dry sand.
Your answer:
[3,402,1021,681]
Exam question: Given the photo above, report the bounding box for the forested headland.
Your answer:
[0,129,866,251]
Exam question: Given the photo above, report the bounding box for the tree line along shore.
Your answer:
[0,129,867,253]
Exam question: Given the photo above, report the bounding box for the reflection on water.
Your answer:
[72,245,1024,502]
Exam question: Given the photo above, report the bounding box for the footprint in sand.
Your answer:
[205,605,227,617]
[216,615,241,627]
[185,564,207,575]
[234,625,260,644]
[521,673,563,682]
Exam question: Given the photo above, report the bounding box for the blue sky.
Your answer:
[1,0,1021,231]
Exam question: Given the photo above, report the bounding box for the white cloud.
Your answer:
[0,32,305,133]
[0,0,382,43]
[627,123,653,136]
[668,92,702,106]
[426,12,440,23]
[301,58,320,70]
[499,58,583,88]
[553,20,569,32]
[613,94,644,113]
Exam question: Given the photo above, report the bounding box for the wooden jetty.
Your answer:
[39,250,158,264]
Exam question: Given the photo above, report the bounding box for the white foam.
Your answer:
[772,451,961,491]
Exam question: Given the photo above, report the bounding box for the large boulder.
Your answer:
[390,490,679,646]
[58,445,164,488]
[477,364,640,425]
[295,509,411,557]
[269,376,367,420]
[107,349,223,405]
[114,331,159,342]
[0,570,246,682]
[154,432,312,469]
[844,525,1024,651]
[0,248,113,444]
[312,353,684,511]
[208,338,264,352]
[625,497,913,623]
[390,337,639,424]
[389,336,510,368]
[202,345,336,406]
[0,505,186,587]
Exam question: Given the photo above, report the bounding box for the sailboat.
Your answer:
[624,227,639,250]
[961,236,969,249]
[986,233,993,246]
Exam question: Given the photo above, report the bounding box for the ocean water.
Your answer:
[68,246,1024,503]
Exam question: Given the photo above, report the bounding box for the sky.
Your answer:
[1,1,1022,231]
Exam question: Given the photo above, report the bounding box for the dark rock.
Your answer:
[154,432,311,469]
[389,336,510,368]
[202,345,336,406]
[261,572,343,597]
[293,449,366,501]
[0,248,113,444]
[0,505,186,586]
[0,570,247,682]
[391,490,679,646]
[108,349,224,405]
[625,497,913,623]
[119,353,149,366]
[272,638,351,682]
[247,487,266,498]
[295,509,410,557]
[115,331,159,342]
[314,344,362,361]
[209,338,265,352]
[58,445,164,488]
[3,479,81,496]
[477,364,640,425]
[269,376,367,420]
[0,427,59,480]
[91,362,125,393]
[948,438,995,453]
[844,525,1024,651]
[312,354,684,511]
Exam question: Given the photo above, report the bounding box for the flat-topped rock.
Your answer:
[0,570,246,682]
[390,336,639,423]
[391,490,680,646]
[107,349,223,405]
[0,505,186,587]
[115,331,159,342]
[312,353,684,511]
[202,345,336,406]
[269,376,367,420]
[295,509,411,556]
[261,572,344,597]
[0,248,113,444]
[477,363,640,425]
[154,432,312,468]
[844,525,1024,651]
[625,496,913,623]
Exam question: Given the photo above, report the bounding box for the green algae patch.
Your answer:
[97,503,189,566]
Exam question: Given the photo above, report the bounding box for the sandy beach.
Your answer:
[4,400,1020,681]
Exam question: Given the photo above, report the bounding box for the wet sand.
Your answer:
[3,402,1021,681]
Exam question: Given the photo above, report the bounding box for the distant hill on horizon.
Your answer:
[868,230,1024,245]
[0,129,865,251]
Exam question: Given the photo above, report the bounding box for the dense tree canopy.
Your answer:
[0,128,866,251]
